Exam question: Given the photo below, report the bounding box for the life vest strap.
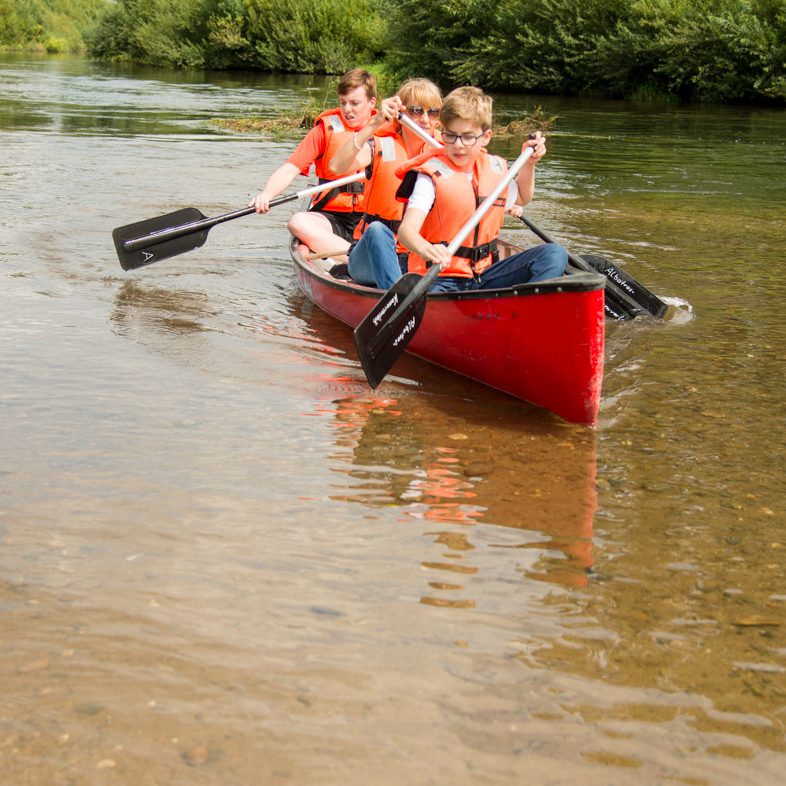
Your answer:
[317,177,364,194]
[453,239,499,264]
[359,213,401,234]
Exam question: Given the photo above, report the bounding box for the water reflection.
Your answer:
[325,394,597,603]
[286,288,598,600]
[110,279,219,338]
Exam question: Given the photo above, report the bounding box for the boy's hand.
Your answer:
[422,242,452,268]
[248,192,272,213]
[524,131,547,164]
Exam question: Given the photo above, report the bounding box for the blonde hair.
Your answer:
[397,78,442,111]
[337,69,377,101]
[440,86,493,131]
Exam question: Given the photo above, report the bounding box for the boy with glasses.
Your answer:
[380,86,567,291]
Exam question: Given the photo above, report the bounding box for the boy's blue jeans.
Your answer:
[347,221,568,291]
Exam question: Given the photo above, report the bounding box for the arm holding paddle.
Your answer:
[513,131,546,206]
[248,161,302,214]
[112,173,364,270]
[397,204,452,269]
[330,95,403,175]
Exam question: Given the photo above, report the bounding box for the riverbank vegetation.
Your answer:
[0,0,108,53]
[4,0,783,103]
[87,0,386,72]
[386,0,786,103]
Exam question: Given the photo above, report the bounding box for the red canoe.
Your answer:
[290,238,606,426]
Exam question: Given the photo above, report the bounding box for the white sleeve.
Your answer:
[505,181,518,208]
[405,173,436,214]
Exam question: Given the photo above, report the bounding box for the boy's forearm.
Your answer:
[398,222,425,255]
[515,163,536,206]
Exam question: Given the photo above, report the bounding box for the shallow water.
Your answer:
[1,55,784,785]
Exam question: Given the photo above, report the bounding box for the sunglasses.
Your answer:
[406,105,440,118]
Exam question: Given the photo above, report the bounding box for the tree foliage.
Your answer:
[385,0,785,102]
[5,0,782,103]
[0,0,109,52]
[88,0,386,71]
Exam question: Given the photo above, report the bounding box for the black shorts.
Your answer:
[315,210,363,243]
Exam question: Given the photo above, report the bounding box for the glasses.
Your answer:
[442,131,485,146]
[406,105,440,118]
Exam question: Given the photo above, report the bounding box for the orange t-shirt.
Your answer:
[286,125,328,175]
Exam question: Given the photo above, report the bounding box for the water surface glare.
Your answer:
[1,56,784,785]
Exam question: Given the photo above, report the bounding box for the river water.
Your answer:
[1,54,784,785]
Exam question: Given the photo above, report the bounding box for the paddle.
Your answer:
[399,113,666,320]
[519,216,668,320]
[398,111,443,149]
[113,171,365,271]
[354,145,536,389]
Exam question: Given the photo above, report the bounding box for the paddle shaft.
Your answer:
[398,112,443,149]
[123,171,365,253]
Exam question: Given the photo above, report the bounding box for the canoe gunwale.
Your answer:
[290,238,607,303]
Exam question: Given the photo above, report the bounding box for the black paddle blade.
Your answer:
[113,207,207,270]
[354,270,435,388]
[580,254,668,319]
[601,292,635,321]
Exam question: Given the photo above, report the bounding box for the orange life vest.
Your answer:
[352,123,411,252]
[311,108,366,214]
[396,149,508,277]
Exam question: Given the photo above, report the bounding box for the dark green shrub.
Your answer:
[384,0,785,102]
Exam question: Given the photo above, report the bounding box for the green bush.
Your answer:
[246,0,385,73]
[83,0,784,103]
[384,0,785,103]
[1,0,108,51]
[88,0,386,71]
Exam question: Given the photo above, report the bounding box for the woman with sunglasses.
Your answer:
[328,78,443,287]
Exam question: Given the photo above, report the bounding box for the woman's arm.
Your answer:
[329,96,402,176]
[330,129,373,175]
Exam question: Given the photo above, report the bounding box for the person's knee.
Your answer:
[365,221,394,246]
[542,244,568,276]
[287,211,309,236]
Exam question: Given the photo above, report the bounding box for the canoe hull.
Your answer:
[291,240,605,426]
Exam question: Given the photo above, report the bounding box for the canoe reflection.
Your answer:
[328,392,597,600]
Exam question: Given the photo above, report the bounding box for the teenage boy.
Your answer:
[248,69,377,257]
[329,78,442,287]
[370,86,567,291]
